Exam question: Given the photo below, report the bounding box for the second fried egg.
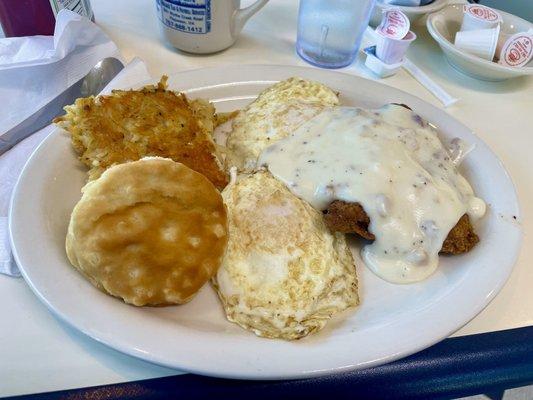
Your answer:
[225,77,339,172]
[212,171,359,340]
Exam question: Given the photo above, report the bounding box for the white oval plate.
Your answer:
[10,65,522,380]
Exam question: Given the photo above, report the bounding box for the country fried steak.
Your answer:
[321,103,480,255]
[323,200,479,255]
[441,214,479,254]
[323,201,375,240]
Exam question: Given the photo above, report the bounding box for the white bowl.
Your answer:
[370,0,449,27]
[427,4,533,81]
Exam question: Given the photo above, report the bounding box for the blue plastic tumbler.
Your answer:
[296,0,376,68]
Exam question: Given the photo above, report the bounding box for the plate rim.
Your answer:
[9,64,523,380]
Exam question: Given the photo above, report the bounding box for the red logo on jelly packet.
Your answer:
[377,10,410,39]
[499,33,533,67]
[463,4,500,22]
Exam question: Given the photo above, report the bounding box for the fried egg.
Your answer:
[225,77,339,172]
[212,171,358,340]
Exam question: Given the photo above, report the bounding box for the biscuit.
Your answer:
[66,157,228,306]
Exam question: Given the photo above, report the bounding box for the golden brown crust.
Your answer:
[323,200,479,254]
[66,158,228,306]
[323,200,375,240]
[54,77,228,189]
[440,214,479,254]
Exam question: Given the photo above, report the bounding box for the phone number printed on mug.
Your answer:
[157,0,212,34]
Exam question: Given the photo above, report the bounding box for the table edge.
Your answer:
[10,326,533,400]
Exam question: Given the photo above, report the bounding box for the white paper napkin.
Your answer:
[0,11,152,276]
[0,10,125,137]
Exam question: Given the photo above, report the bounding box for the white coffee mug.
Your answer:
[156,0,269,54]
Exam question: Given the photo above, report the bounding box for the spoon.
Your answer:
[0,57,124,156]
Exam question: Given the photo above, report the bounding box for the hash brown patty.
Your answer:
[54,77,228,189]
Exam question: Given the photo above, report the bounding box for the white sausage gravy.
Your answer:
[258,105,485,283]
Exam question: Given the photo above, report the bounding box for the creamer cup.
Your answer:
[454,25,500,61]
[375,30,416,64]
[498,30,533,67]
[460,4,501,31]
[376,9,410,40]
